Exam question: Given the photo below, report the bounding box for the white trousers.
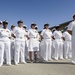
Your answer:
[51,40,55,58]
[43,39,52,61]
[64,41,72,59]
[0,40,11,66]
[54,39,63,60]
[11,40,15,60]
[14,40,25,64]
[40,40,45,59]
[0,41,4,66]
[25,40,29,59]
[72,36,75,64]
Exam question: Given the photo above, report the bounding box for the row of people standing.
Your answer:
[9,20,40,65]
[40,25,72,61]
[0,20,72,67]
[0,20,40,66]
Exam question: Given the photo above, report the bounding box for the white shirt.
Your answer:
[13,27,27,40]
[0,28,3,38]
[24,30,28,41]
[41,29,52,39]
[68,20,75,36]
[53,30,62,39]
[63,31,71,41]
[0,28,11,40]
[10,30,15,40]
[28,29,38,38]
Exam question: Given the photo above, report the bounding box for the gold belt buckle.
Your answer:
[20,37,22,39]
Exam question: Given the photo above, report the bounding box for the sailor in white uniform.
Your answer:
[63,27,72,59]
[40,38,45,60]
[40,25,46,60]
[41,23,52,61]
[13,20,28,65]
[0,20,11,66]
[23,25,29,60]
[28,23,39,62]
[0,20,4,67]
[68,14,75,64]
[35,26,40,59]
[10,25,15,61]
[52,26,64,60]
[51,28,56,59]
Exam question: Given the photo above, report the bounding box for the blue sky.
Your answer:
[0,0,75,31]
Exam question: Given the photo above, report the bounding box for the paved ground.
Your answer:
[0,60,75,75]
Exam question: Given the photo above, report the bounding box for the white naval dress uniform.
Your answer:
[41,29,52,61]
[25,33,29,59]
[53,30,63,60]
[0,28,11,66]
[68,20,75,64]
[28,29,39,52]
[63,31,72,59]
[0,28,4,66]
[10,30,15,61]
[32,30,40,59]
[36,32,40,59]
[13,27,27,64]
[51,39,55,59]
[40,39,45,59]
